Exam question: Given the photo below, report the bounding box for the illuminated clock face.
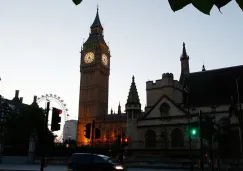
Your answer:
[102,54,108,66]
[84,52,95,64]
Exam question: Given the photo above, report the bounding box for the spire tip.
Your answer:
[202,62,206,71]
[181,42,188,59]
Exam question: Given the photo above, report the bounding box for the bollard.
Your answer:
[44,158,48,167]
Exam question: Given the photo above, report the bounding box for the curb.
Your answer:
[0,170,37,171]
[125,164,202,170]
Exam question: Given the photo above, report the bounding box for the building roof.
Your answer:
[185,65,243,106]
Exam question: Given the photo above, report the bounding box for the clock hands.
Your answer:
[84,52,94,63]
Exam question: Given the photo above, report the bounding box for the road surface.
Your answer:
[0,164,187,171]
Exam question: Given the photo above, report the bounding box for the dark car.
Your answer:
[67,153,125,171]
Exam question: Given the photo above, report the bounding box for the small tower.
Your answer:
[118,102,121,114]
[110,108,113,115]
[31,96,38,107]
[125,76,141,149]
[179,42,190,83]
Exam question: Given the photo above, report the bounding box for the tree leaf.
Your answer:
[168,0,191,12]
[73,0,82,5]
[236,0,243,11]
[192,0,214,15]
[214,0,232,12]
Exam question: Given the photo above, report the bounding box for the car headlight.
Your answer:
[114,165,124,170]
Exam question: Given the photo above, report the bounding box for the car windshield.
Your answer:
[99,155,120,164]
[109,158,120,164]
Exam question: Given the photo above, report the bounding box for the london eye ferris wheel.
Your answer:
[36,94,69,141]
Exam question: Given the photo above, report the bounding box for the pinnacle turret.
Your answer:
[110,108,113,115]
[179,42,190,83]
[118,102,121,114]
[126,76,141,106]
[202,64,206,71]
[180,42,189,60]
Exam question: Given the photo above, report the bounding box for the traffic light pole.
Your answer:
[199,110,204,171]
[91,120,95,156]
[209,118,214,171]
[121,132,124,164]
[186,90,193,171]
[40,101,50,171]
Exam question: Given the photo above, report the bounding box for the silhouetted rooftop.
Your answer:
[185,65,243,106]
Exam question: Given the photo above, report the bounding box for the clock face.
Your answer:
[84,52,95,64]
[102,54,108,66]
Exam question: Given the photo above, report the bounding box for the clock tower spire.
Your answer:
[90,6,103,30]
[77,9,111,145]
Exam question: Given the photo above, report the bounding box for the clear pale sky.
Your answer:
[1,0,243,121]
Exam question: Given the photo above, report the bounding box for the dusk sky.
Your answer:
[0,0,243,122]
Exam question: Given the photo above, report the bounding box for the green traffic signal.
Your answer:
[191,128,197,135]
[189,127,199,139]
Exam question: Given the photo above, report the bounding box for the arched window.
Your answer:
[171,128,184,148]
[218,117,230,127]
[160,103,170,116]
[145,130,156,148]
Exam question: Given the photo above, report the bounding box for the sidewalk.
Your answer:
[0,164,66,171]
[124,162,235,171]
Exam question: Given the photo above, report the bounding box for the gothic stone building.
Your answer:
[126,43,243,157]
[77,10,243,157]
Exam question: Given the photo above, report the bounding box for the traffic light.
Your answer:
[190,128,197,135]
[51,107,62,131]
[84,123,91,139]
[95,128,101,139]
[122,137,128,146]
[189,127,199,139]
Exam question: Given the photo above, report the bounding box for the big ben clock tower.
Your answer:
[76,9,110,144]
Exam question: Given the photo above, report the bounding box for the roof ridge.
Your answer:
[191,64,243,74]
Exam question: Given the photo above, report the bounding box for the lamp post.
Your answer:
[236,78,243,158]
[236,78,242,122]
